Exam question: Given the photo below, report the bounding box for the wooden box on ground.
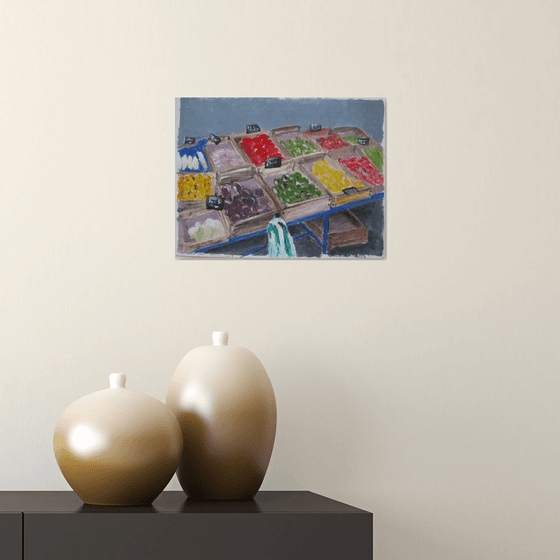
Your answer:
[217,166,280,237]
[204,135,248,174]
[258,160,331,223]
[306,210,368,251]
[270,125,322,163]
[300,153,372,207]
[334,145,385,196]
[176,206,230,255]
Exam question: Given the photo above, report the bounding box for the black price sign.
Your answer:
[357,137,370,145]
[209,133,221,145]
[246,124,261,134]
[206,195,225,210]
[343,187,359,195]
[309,123,322,132]
[265,157,282,169]
[184,136,196,145]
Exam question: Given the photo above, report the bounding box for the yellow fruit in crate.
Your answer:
[311,160,362,193]
[177,174,212,201]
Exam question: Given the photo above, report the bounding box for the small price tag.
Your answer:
[357,137,369,145]
[184,136,196,145]
[246,124,261,134]
[265,157,282,169]
[309,123,322,132]
[209,133,221,145]
[206,195,225,210]
[343,187,359,195]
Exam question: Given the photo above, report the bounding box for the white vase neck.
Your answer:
[212,332,229,346]
[109,373,126,388]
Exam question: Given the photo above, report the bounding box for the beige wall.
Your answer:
[1,0,559,558]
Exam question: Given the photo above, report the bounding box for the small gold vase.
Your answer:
[166,332,277,500]
[53,373,183,506]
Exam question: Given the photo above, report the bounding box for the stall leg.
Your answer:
[322,215,329,254]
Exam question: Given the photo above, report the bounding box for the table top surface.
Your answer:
[0,491,370,515]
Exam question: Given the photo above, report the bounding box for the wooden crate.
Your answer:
[334,127,384,174]
[176,207,231,254]
[258,160,331,223]
[176,171,217,214]
[176,138,212,173]
[300,153,372,207]
[302,127,353,159]
[334,145,385,196]
[306,210,368,251]
[231,129,286,169]
[204,135,248,174]
[270,125,322,163]
[333,126,379,148]
[217,166,280,237]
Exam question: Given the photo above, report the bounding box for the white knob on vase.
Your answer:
[212,332,229,346]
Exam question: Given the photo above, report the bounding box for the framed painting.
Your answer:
[175,97,385,259]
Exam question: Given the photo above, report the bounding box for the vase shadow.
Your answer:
[78,504,157,513]
[181,497,261,513]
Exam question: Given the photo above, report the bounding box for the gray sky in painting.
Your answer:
[176,98,385,147]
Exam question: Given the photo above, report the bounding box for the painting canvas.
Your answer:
[175,98,385,259]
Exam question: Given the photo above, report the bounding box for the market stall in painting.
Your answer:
[176,98,385,259]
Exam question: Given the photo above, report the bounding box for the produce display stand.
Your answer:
[191,191,385,257]
[177,124,385,257]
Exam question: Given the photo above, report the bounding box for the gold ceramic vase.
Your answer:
[166,332,277,500]
[53,373,183,506]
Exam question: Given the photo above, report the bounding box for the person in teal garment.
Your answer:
[267,214,297,258]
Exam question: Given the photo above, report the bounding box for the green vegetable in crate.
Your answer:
[363,146,384,173]
[188,218,225,243]
[343,135,361,145]
[272,172,323,205]
[280,137,317,158]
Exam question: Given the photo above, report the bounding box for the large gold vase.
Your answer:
[53,373,183,506]
[166,332,277,500]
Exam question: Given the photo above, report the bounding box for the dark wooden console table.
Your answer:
[0,491,372,559]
